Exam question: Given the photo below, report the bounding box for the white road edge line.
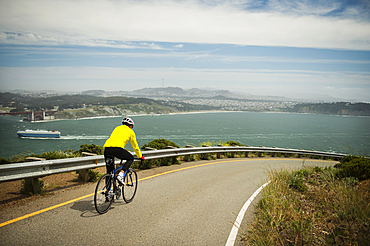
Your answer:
[225,181,271,246]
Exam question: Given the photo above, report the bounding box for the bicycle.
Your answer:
[94,156,142,214]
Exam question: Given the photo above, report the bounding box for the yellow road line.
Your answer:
[0,158,336,228]
[0,193,94,228]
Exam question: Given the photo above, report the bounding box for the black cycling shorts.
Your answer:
[104,147,134,172]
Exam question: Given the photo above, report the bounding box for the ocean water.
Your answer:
[0,112,369,158]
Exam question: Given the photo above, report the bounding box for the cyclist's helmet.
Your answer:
[122,117,134,127]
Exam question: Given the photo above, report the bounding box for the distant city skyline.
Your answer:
[0,0,369,102]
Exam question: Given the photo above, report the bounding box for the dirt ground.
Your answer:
[0,167,106,210]
[0,161,204,209]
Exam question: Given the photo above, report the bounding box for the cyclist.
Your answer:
[103,117,144,183]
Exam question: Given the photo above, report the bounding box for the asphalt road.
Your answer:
[0,158,336,245]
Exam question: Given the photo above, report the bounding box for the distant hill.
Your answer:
[3,88,369,116]
[0,92,219,116]
[6,86,297,102]
[120,87,295,103]
[132,87,186,96]
[287,102,370,116]
[128,86,235,98]
[81,90,105,96]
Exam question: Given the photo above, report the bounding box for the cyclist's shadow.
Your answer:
[70,199,127,217]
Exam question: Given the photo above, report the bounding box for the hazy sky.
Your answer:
[0,0,369,101]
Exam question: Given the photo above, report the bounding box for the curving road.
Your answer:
[0,158,336,245]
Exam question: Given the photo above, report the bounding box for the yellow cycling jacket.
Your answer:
[103,125,143,158]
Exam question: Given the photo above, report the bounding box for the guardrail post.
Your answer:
[285,148,290,157]
[23,157,46,194]
[217,145,223,159]
[77,152,97,182]
[271,147,277,157]
[258,146,265,157]
[297,149,303,158]
[24,178,41,194]
[230,151,235,158]
[165,146,178,164]
[199,145,211,160]
[183,145,194,161]
[310,151,317,159]
[245,145,251,157]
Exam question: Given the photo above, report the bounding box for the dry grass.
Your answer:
[244,166,370,245]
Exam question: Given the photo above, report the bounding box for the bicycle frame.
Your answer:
[106,158,141,194]
[112,165,133,186]
[95,157,141,213]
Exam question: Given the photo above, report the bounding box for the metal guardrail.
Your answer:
[0,146,348,183]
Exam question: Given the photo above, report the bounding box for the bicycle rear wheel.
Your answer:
[94,174,114,214]
[123,169,138,203]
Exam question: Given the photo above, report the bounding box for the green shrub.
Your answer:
[275,152,283,157]
[334,155,370,180]
[343,177,359,186]
[140,138,180,168]
[221,141,244,158]
[33,149,78,160]
[39,150,67,160]
[289,173,308,192]
[313,166,323,173]
[247,166,370,245]
[182,154,195,162]
[295,168,314,178]
[136,159,153,169]
[275,169,311,192]
[197,152,214,160]
[88,169,101,182]
[199,140,222,147]
[9,153,29,163]
[223,140,243,146]
[141,138,179,150]
[317,167,338,183]
[0,157,11,164]
[196,141,213,160]
[77,143,103,155]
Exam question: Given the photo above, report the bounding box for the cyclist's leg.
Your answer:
[117,150,133,171]
[105,147,134,171]
[104,148,116,174]
[123,158,133,171]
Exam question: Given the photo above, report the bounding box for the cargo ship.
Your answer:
[17,130,61,138]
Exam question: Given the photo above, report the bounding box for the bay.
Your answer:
[0,112,369,159]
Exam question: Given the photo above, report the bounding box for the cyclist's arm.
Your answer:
[129,131,143,158]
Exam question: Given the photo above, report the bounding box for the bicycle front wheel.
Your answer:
[123,169,138,203]
[94,174,114,214]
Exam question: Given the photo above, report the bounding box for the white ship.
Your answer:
[17,130,61,138]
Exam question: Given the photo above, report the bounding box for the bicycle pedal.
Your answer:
[116,190,121,199]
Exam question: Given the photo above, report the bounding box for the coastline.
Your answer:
[2,109,369,125]
[25,110,235,122]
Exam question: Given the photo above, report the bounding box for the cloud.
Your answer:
[0,0,369,50]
